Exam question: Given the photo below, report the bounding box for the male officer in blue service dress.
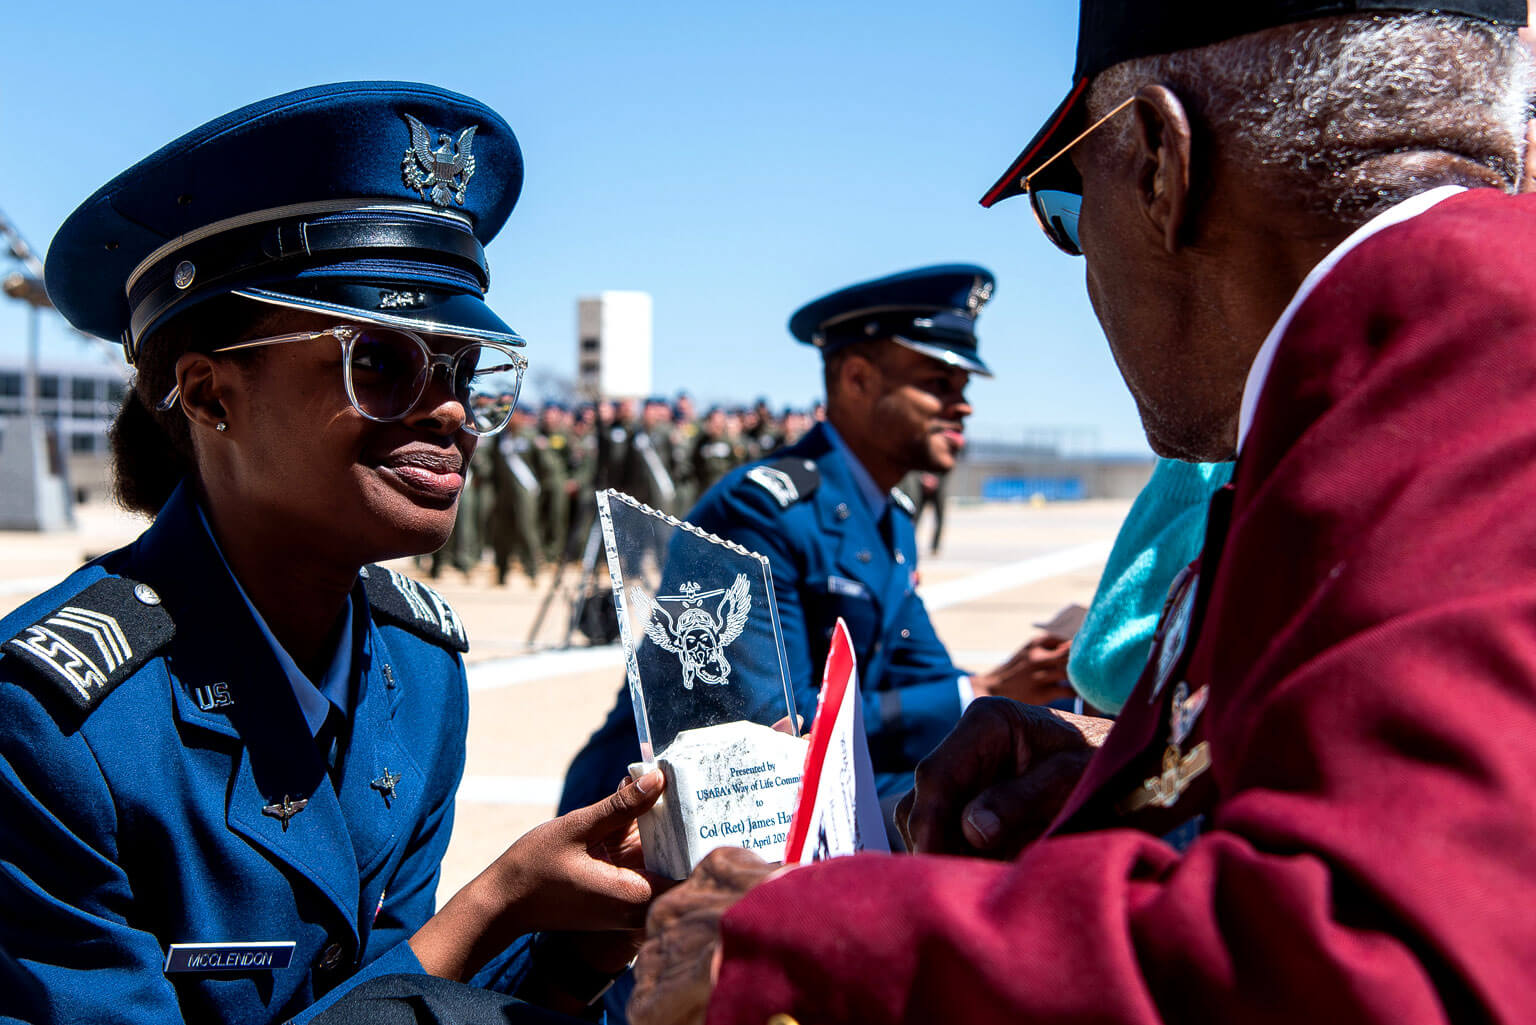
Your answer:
[561,265,1072,825]
[0,82,666,1025]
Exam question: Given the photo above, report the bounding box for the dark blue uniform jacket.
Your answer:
[561,422,965,814]
[0,484,529,1024]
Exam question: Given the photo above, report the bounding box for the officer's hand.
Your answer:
[896,698,1112,859]
[629,847,779,1025]
[972,633,1074,705]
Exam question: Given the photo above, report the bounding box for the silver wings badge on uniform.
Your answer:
[630,576,751,691]
[401,113,478,207]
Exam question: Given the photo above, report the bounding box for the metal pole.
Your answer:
[25,304,39,422]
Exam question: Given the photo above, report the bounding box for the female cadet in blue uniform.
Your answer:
[0,82,664,1024]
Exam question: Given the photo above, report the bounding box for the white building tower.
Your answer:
[576,291,653,400]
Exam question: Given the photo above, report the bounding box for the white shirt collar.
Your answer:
[1236,185,1466,453]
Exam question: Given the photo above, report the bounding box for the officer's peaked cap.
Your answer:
[789,264,995,377]
[46,81,525,363]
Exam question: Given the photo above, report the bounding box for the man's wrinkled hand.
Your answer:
[628,847,778,1025]
[897,697,1112,859]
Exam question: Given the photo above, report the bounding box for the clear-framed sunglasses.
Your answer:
[157,324,528,437]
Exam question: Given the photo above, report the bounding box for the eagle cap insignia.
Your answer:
[630,575,752,691]
[966,276,994,314]
[401,113,478,208]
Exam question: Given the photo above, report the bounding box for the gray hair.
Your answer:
[1086,14,1535,219]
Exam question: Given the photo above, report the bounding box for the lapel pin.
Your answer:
[262,794,309,831]
[370,768,402,804]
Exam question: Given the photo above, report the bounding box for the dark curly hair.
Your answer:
[108,296,276,515]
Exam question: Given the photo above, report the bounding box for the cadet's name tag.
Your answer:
[165,941,295,973]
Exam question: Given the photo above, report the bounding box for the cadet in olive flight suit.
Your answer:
[564,404,600,559]
[691,406,744,495]
[621,397,678,515]
[491,405,543,585]
[668,395,700,515]
[533,403,571,564]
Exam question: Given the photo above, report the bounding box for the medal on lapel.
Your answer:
[1122,682,1212,814]
[1147,564,1198,702]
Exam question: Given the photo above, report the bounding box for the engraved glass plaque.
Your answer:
[597,490,806,877]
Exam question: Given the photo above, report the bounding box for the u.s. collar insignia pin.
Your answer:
[402,113,478,207]
[370,768,402,805]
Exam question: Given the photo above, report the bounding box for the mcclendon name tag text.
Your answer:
[164,941,296,973]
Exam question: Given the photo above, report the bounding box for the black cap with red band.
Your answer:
[979,0,1529,209]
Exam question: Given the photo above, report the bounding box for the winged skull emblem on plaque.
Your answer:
[401,113,478,207]
[630,576,752,691]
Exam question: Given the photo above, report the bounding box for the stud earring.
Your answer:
[215,422,228,433]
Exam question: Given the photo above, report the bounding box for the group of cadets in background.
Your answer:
[432,394,823,584]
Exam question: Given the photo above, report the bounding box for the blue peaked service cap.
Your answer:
[46,81,525,364]
[788,264,995,377]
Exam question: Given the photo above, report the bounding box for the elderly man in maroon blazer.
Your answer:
[627,1,1536,1023]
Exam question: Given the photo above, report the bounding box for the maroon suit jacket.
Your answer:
[707,188,1536,1023]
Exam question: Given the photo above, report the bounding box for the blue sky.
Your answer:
[1,1,1150,453]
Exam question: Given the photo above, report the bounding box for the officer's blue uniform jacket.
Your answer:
[561,422,965,816]
[0,485,529,1024]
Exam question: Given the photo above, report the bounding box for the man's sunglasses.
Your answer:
[1023,96,1135,256]
[157,324,528,437]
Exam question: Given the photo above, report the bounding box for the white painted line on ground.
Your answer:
[949,650,1014,666]
[464,539,1113,692]
[456,774,564,806]
[467,645,624,691]
[921,540,1113,611]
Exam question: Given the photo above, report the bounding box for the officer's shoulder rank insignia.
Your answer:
[361,566,469,653]
[2,576,175,716]
[746,457,820,509]
[890,487,916,517]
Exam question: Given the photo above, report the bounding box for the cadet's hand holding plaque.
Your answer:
[598,490,808,879]
[411,769,670,981]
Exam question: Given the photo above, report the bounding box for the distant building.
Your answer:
[576,291,652,400]
[0,355,129,497]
